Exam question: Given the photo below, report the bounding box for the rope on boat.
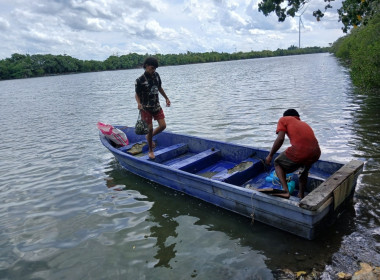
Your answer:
[249,157,267,225]
[250,191,256,225]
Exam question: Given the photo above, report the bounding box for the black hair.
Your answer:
[283,109,300,117]
[143,57,159,69]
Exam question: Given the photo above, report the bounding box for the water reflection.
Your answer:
[105,164,178,268]
[103,159,357,275]
[144,192,179,268]
[104,161,274,278]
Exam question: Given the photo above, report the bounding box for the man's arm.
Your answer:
[158,87,171,107]
[265,131,285,165]
[135,93,142,110]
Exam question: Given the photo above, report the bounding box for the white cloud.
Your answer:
[0,17,10,30]
[0,0,346,60]
[248,29,266,35]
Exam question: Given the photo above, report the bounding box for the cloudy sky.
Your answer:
[0,0,345,61]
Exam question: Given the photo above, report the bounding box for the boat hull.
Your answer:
[100,127,363,240]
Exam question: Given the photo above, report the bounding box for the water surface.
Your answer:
[1,53,379,279]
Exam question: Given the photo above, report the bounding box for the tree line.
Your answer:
[0,46,328,81]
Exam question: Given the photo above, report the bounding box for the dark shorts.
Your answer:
[274,152,311,176]
[141,109,165,125]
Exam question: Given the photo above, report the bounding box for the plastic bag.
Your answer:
[265,170,296,194]
[135,111,149,135]
[97,122,129,146]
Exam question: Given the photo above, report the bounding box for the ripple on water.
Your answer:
[1,54,379,278]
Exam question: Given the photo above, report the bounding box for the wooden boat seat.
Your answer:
[140,143,189,163]
[169,148,221,173]
[299,160,363,211]
[211,158,264,186]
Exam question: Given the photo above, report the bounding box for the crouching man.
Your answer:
[265,109,321,199]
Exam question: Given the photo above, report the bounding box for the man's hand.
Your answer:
[266,131,285,165]
[265,155,272,165]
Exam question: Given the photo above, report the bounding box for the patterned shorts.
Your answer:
[141,109,165,125]
[274,152,310,176]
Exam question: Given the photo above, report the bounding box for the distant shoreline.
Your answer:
[0,47,329,81]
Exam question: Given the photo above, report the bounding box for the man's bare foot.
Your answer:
[148,151,155,160]
[271,192,290,199]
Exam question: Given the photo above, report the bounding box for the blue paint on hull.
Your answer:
[100,127,362,240]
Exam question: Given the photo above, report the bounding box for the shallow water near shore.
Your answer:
[1,53,379,279]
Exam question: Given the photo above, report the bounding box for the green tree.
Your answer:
[258,0,380,33]
[104,55,121,70]
[338,0,380,32]
[0,60,11,79]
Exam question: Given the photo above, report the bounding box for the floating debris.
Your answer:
[273,263,380,280]
[296,271,307,278]
[351,262,380,280]
[337,271,352,279]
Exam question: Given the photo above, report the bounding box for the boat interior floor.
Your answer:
[120,140,327,200]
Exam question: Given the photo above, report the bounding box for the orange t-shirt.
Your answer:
[276,116,321,165]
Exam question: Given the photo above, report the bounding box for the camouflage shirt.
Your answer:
[135,72,162,114]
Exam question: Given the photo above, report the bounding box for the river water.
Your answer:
[0,53,379,279]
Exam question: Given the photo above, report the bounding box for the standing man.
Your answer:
[135,57,171,160]
[265,109,321,199]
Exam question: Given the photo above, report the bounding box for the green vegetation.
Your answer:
[0,46,328,81]
[330,12,380,89]
[338,0,380,32]
[258,0,379,33]
[257,0,379,90]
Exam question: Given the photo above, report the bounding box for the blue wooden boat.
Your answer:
[99,126,363,240]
